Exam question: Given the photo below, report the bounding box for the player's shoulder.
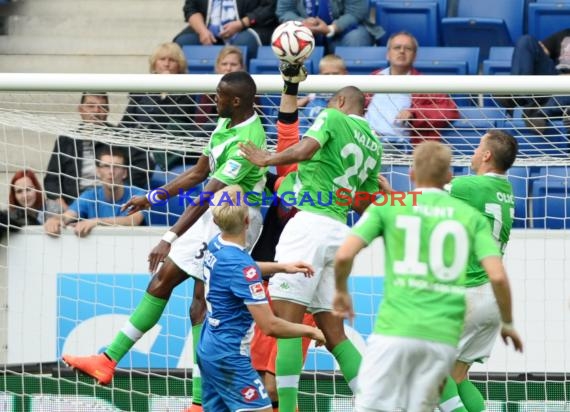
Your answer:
[445,194,487,223]
[451,174,478,186]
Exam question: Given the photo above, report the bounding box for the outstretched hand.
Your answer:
[121,195,151,215]
[282,261,315,277]
[239,141,271,167]
[310,327,326,346]
[280,62,308,84]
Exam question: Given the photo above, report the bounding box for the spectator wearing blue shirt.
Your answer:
[44,145,146,238]
[197,185,325,412]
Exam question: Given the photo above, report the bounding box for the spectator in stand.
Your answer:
[297,54,348,133]
[44,92,154,209]
[276,0,384,53]
[499,29,570,133]
[0,169,63,239]
[195,45,246,128]
[173,0,277,61]
[120,42,203,171]
[44,145,147,238]
[365,31,459,148]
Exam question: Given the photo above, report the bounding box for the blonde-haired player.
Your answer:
[197,185,325,411]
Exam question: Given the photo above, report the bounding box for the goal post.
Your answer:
[0,73,569,411]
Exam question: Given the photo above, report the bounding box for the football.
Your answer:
[271,21,315,64]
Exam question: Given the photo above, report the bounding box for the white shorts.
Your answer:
[168,207,263,280]
[268,211,349,313]
[355,334,456,412]
[457,282,501,364]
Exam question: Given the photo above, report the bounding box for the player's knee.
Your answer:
[314,314,348,350]
[451,360,470,383]
[146,262,186,298]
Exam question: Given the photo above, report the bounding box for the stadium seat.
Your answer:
[442,133,484,156]
[528,3,570,40]
[336,46,479,75]
[441,0,525,61]
[334,46,387,74]
[249,46,324,74]
[406,0,448,15]
[375,1,440,46]
[497,108,570,157]
[452,165,471,177]
[414,60,468,75]
[531,166,570,229]
[182,45,248,74]
[507,166,535,228]
[482,47,514,75]
[416,46,480,75]
[442,107,496,154]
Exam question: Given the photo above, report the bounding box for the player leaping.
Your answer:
[239,63,383,412]
[62,72,267,412]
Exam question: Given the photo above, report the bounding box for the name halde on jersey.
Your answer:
[353,129,379,152]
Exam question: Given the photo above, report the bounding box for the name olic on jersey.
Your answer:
[146,188,422,208]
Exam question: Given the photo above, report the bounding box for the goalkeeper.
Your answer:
[239,61,383,412]
[249,63,317,412]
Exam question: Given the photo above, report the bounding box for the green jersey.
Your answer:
[351,189,501,346]
[449,173,514,287]
[278,108,382,222]
[203,114,267,203]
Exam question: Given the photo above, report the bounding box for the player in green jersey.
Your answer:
[333,141,523,412]
[438,130,519,412]
[240,64,383,412]
[63,72,267,411]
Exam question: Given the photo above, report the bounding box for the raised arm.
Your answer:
[122,155,210,214]
[257,261,314,277]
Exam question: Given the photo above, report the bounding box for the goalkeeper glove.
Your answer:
[280,62,308,84]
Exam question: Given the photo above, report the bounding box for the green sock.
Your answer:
[458,380,486,412]
[439,377,468,412]
[331,339,362,393]
[276,337,302,412]
[191,323,203,405]
[105,292,167,362]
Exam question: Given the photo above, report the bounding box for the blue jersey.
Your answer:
[69,185,148,223]
[198,234,267,361]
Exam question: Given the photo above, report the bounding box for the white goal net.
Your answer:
[0,73,569,411]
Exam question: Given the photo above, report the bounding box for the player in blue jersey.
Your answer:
[198,185,326,412]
